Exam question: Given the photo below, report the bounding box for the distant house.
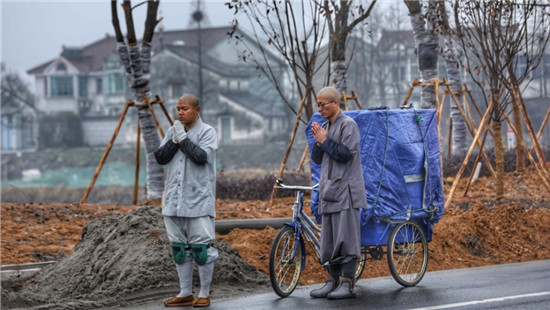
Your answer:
[26,26,291,147]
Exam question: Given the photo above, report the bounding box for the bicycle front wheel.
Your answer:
[387,222,428,287]
[269,225,303,297]
[354,248,368,281]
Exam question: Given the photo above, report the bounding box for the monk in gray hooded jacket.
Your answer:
[154,94,217,308]
[310,86,367,300]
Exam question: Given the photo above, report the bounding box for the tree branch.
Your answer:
[111,0,124,43]
[143,0,161,43]
[122,0,137,46]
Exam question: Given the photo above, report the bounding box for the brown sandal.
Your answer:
[164,295,194,307]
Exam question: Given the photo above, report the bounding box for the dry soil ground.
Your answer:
[1,168,550,308]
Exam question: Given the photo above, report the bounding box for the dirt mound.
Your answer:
[1,205,268,309]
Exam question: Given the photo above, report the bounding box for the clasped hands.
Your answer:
[311,122,327,145]
[172,120,187,144]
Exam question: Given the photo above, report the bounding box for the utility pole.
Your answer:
[192,0,204,106]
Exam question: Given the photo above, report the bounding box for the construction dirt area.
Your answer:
[2,167,550,309]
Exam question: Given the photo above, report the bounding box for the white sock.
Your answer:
[176,253,193,297]
[198,262,214,298]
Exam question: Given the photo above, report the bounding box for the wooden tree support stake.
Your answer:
[297,144,309,172]
[446,84,497,178]
[80,96,171,204]
[269,93,308,207]
[500,104,550,190]
[80,100,132,203]
[514,86,547,165]
[445,99,494,210]
[341,90,362,110]
[530,106,550,154]
[142,92,165,138]
[463,120,491,197]
[133,119,141,205]
[401,78,420,107]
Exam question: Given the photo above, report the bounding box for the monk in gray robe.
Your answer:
[310,86,367,299]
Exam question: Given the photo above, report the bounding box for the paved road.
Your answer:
[116,259,550,310]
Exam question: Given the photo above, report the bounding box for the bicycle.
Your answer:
[269,178,429,297]
[269,178,367,297]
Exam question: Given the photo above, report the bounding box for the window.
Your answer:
[78,76,88,97]
[50,76,74,96]
[96,78,103,94]
[221,117,231,143]
[108,73,125,94]
[171,83,184,98]
[56,63,67,72]
[1,115,13,150]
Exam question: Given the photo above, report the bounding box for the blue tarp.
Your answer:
[306,109,445,230]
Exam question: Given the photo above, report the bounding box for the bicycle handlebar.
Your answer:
[274,178,319,191]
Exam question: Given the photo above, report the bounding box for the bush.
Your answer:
[216,170,310,200]
[441,148,550,178]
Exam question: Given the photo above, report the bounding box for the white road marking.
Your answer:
[406,291,550,310]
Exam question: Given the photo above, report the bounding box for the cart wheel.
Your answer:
[354,248,368,281]
[269,226,303,297]
[387,221,428,287]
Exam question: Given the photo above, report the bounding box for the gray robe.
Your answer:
[312,112,367,264]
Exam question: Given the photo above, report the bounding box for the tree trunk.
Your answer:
[329,2,350,94]
[438,1,468,156]
[113,0,164,200]
[512,97,525,172]
[442,38,468,156]
[493,120,505,199]
[331,61,348,96]
[405,0,439,109]
[507,68,525,172]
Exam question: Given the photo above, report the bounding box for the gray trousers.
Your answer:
[320,207,361,265]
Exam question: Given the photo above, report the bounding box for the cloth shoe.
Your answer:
[310,276,337,298]
[192,297,211,307]
[327,276,356,299]
[164,295,194,307]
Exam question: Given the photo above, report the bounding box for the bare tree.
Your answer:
[226,0,328,121]
[499,1,550,171]
[1,64,36,111]
[319,0,377,93]
[453,0,550,198]
[348,3,411,108]
[111,0,164,200]
[1,64,38,149]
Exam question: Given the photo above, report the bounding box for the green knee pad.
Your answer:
[172,243,187,264]
[190,244,208,266]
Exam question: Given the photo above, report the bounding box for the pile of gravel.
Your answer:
[1,205,269,309]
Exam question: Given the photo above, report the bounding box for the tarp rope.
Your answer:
[372,108,390,222]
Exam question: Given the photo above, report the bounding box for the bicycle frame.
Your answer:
[275,181,321,266]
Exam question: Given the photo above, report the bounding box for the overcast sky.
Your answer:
[1,0,237,80]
